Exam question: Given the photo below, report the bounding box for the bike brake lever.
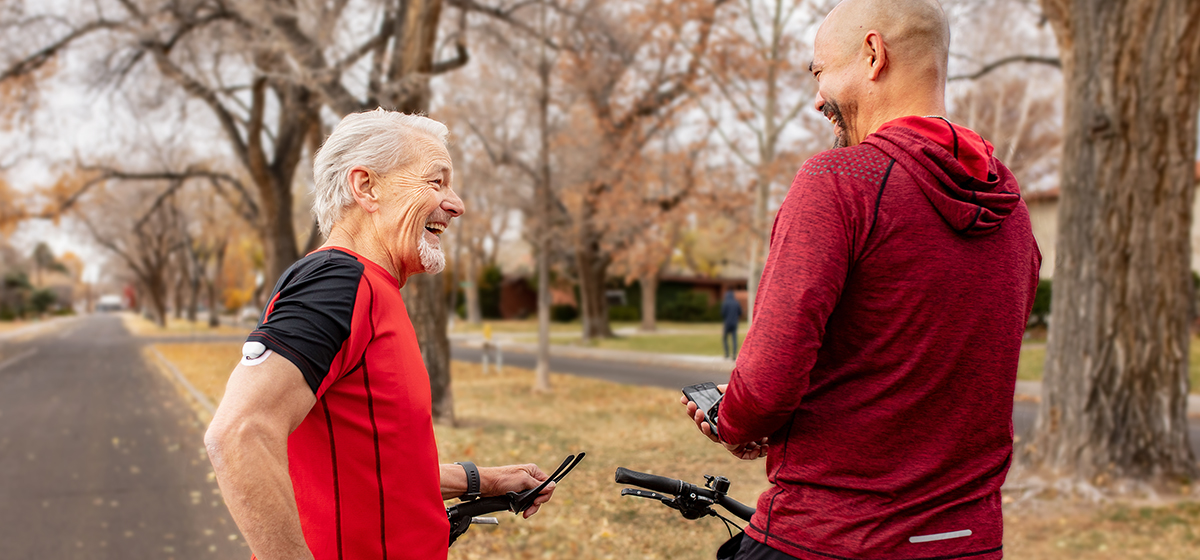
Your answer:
[620,488,671,502]
[508,451,586,513]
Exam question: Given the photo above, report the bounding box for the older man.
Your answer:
[206,109,554,560]
[686,1,1040,559]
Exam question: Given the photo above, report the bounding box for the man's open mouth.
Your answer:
[425,222,446,236]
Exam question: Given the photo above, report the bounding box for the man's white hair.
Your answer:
[312,108,450,236]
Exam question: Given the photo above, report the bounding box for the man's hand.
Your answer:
[443,463,556,518]
[482,464,555,518]
[680,384,769,460]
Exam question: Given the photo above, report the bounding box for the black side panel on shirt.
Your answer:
[247,249,363,393]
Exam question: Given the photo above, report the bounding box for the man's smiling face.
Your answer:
[372,134,463,277]
[810,12,863,149]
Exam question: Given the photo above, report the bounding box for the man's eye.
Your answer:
[431,178,443,186]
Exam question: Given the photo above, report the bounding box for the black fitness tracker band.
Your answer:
[455,461,481,500]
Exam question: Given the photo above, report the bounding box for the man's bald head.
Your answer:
[818,0,949,80]
[810,0,951,148]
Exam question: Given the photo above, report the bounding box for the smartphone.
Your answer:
[682,382,723,436]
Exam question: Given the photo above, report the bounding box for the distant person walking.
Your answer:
[720,291,743,359]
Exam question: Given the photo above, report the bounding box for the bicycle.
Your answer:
[614,466,756,559]
[446,452,586,546]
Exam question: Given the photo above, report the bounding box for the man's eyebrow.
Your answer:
[809,61,814,73]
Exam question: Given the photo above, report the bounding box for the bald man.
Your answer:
[683,1,1040,559]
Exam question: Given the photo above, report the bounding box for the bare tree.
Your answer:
[698,0,824,326]
[81,181,187,327]
[2,0,471,422]
[1029,0,1200,483]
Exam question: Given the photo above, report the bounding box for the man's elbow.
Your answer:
[205,417,233,469]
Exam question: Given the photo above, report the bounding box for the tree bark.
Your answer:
[576,231,614,341]
[534,18,553,392]
[639,275,658,332]
[1031,0,1200,482]
[403,273,454,425]
[389,0,455,424]
[465,255,482,325]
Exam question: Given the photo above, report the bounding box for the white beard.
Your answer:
[418,235,446,275]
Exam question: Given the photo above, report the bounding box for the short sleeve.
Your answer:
[246,251,364,393]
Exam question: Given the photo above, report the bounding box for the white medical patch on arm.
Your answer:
[241,342,272,366]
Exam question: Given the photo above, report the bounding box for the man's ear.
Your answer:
[348,167,380,213]
[863,31,887,81]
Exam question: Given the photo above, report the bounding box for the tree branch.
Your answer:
[446,0,562,50]
[948,55,1061,82]
[0,19,124,83]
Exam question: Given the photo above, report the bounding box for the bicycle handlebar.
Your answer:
[614,467,684,495]
[614,467,755,522]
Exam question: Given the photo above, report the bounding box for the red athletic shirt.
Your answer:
[719,118,1041,560]
[246,247,447,560]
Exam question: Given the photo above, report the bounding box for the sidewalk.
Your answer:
[451,334,1200,415]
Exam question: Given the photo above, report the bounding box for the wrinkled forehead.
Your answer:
[406,134,454,176]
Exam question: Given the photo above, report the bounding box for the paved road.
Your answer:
[0,315,246,559]
[452,345,1200,451]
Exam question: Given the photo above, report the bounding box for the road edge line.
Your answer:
[150,346,217,416]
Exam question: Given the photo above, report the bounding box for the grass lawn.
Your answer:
[1004,501,1200,559]
[0,320,30,333]
[155,342,1200,559]
[1017,337,1200,394]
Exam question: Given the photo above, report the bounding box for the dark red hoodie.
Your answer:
[719,116,1040,560]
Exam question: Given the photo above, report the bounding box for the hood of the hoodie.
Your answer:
[865,116,1021,236]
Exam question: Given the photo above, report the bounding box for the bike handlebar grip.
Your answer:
[614,467,683,495]
[452,496,512,518]
[717,494,756,523]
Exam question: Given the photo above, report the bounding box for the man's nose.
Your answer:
[442,188,465,217]
[814,90,825,114]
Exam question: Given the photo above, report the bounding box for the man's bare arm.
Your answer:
[205,353,317,560]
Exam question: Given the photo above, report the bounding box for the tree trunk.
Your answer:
[746,163,773,326]
[173,267,186,320]
[1031,0,1200,482]
[465,255,482,325]
[639,275,658,332]
[534,21,553,392]
[259,173,301,288]
[389,0,453,424]
[207,244,226,328]
[576,234,613,341]
[146,275,168,328]
[187,265,201,323]
[403,272,454,425]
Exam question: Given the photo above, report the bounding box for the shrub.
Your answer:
[659,291,719,322]
[1029,278,1051,327]
[608,305,639,322]
[551,304,578,323]
[30,289,57,315]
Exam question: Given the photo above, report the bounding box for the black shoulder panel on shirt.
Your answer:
[247,250,364,393]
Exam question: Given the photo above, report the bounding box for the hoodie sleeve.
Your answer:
[718,161,871,446]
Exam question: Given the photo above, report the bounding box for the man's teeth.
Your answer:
[425,223,446,235]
